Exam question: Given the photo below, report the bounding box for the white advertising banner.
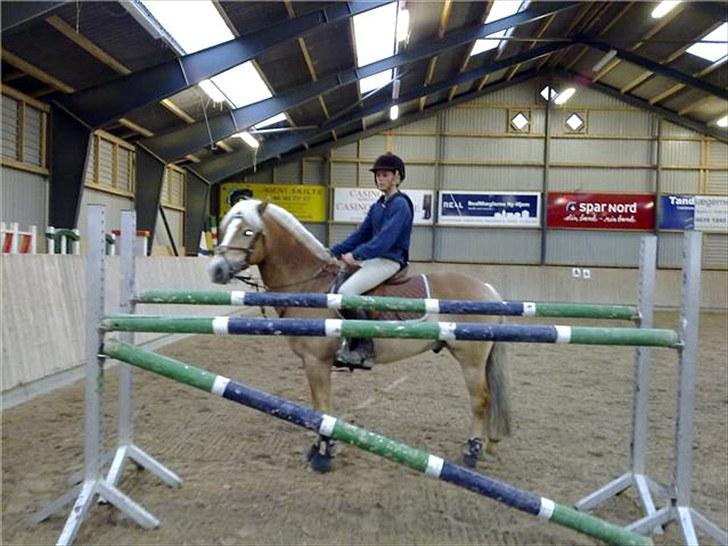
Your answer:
[333,188,435,225]
[694,195,728,233]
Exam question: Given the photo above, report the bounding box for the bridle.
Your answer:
[214,214,340,292]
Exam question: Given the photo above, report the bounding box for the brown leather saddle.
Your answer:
[332,266,428,321]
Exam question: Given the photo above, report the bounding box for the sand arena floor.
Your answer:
[2,311,727,545]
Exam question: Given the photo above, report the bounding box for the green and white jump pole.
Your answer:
[103,339,652,546]
[138,290,638,321]
[101,314,681,348]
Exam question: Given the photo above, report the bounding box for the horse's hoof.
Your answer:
[309,453,333,473]
[461,452,478,469]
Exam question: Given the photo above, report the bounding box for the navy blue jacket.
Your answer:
[332,192,414,267]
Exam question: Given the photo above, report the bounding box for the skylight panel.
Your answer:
[686,23,728,63]
[211,62,271,107]
[139,0,289,145]
[353,3,397,95]
[140,1,233,54]
[360,71,394,94]
[470,1,524,57]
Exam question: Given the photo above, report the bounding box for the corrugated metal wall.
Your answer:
[0,168,47,247]
[243,79,725,270]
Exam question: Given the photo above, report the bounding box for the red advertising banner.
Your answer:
[547,193,655,230]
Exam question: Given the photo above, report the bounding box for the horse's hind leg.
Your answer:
[302,355,336,472]
[449,341,491,468]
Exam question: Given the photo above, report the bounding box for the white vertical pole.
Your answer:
[10,222,20,254]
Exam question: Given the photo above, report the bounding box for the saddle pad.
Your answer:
[365,274,428,321]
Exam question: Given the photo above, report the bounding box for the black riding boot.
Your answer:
[334,308,375,370]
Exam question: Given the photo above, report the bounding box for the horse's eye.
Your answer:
[243,229,255,237]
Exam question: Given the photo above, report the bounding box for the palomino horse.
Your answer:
[208,199,510,472]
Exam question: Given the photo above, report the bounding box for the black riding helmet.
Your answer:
[370,152,405,182]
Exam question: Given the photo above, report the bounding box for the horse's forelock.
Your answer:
[221,199,264,236]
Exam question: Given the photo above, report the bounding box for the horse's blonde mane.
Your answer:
[225,199,331,261]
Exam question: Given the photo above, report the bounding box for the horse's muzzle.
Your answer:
[207,256,233,284]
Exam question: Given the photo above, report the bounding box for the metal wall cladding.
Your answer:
[549,167,655,192]
[0,168,47,230]
[303,159,327,185]
[703,234,728,269]
[660,140,701,166]
[550,138,652,165]
[441,165,542,190]
[545,230,643,266]
[78,187,132,235]
[706,170,728,194]
[658,232,728,269]
[2,96,18,159]
[587,110,653,137]
[330,161,358,186]
[97,139,114,187]
[359,135,389,158]
[468,85,536,106]
[274,160,300,183]
[22,107,43,166]
[399,164,436,189]
[302,222,327,245]
[244,169,273,183]
[708,142,728,167]
[84,138,96,184]
[443,136,543,163]
[444,107,506,133]
[435,228,541,264]
[659,170,699,194]
[400,116,437,132]
[154,207,183,250]
[331,142,357,158]
[563,85,633,109]
[391,135,437,160]
[657,232,683,268]
[410,226,433,261]
[661,121,700,139]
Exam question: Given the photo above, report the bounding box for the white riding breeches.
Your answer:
[337,258,401,296]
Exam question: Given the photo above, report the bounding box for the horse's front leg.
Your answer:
[301,354,336,473]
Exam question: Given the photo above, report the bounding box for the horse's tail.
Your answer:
[485,325,511,440]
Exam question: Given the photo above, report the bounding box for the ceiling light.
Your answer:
[234,131,259,149]
[554,87,576,105]
[592,49,617,72]
[389,105,400,121]
[651,1,680,19]
[199,80,227,103]
[396,8,410,42]
[716,115,728,128]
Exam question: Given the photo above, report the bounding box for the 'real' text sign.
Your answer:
[438,191,541,227]
[547,192,655,230]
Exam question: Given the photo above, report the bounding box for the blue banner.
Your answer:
[438,192,541,227]
[659,195,695,230]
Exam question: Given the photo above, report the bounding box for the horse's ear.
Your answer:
[258,200,269,215]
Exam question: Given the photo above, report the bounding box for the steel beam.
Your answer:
[239,73,537,176]
[134,146,166,248]
[581,40,728,101]
[190,43,568,183]
[140,2,577,162]
[48,104,92,229]
[184,172,211,256]
[52,2,388,128]
[554,70,728,144]
[2,1,66,32]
